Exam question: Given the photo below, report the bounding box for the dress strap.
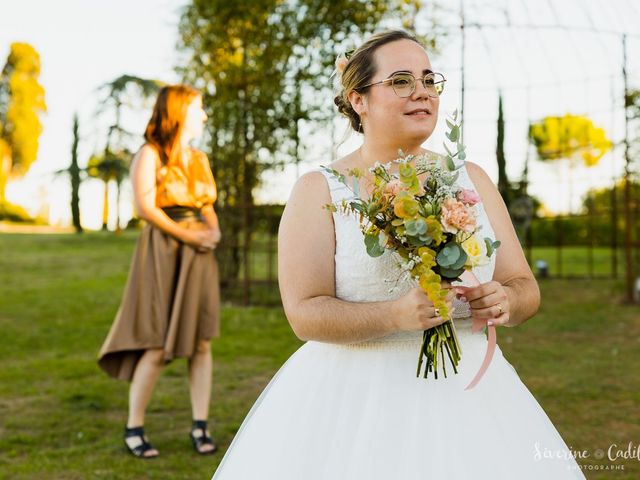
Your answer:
[316,168,356,204]
[453,161,478,195]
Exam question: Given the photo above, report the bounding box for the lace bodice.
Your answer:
[318,156,497,341]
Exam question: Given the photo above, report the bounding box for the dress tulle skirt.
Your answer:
[212,320,585,479]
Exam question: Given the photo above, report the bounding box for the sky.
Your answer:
[1,0,640,230]
[1,0,187,229]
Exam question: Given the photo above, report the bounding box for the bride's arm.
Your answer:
[464,161,541,328]
[278,171,449,344]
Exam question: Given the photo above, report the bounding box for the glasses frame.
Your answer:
[359,72,446,98]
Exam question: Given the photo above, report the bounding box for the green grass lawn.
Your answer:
[529,245,638,278]
[0,232,638,479]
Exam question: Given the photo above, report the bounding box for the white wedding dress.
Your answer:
[212,162,585,479]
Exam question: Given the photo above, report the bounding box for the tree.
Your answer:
[96,75,162,152]
[496,92,511,208]
[529,114,613,212]
[529,114,612,166]
[90,75,162,231]
[626,88,640,161]
[178,0,443,296]
[87,149,131,231]
[54,113,85,232]
[70,114,82,233]
[583,180,639,217]
[0,42,46,207]
[576,180,640,247]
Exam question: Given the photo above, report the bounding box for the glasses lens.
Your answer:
[424,73,445,97]
[390,74,415,97]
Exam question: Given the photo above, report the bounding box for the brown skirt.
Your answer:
[98,220,220,382]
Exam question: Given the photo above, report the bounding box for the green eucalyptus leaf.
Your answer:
[405,219,427,236]
[442,173,455,186]
[484,238,499,256]
[439,266,465,279]
[419,234,433,245]
[437,243,460,267]
[444,143,454,158]
[407,235,429,247]
[364,232,385,257]
[446,156,456,171]
[484,237,494,256]
[450,126,460,142]
[451,248,468,269]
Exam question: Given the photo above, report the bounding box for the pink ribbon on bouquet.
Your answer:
[456,270,497,391]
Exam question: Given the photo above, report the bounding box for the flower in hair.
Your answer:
[330,49,354,79]
[335,53,349,73]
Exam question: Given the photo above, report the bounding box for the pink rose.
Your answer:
[384,179,402,196]
[441,197,477,234]
[457,188,481,206]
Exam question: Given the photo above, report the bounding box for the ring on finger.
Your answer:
[496,303,503,315]
[434,307,440,317]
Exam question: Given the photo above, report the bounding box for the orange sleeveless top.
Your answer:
[155,148,217,209]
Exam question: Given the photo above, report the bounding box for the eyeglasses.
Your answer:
[360,72,446,98]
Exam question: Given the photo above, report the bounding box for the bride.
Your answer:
[212,29,585,479]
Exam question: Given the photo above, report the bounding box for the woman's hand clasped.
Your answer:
[393,284,455,331]
[454,280,510,327]
[181,228,221,252]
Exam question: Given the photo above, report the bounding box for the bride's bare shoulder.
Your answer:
[464,161,494,191]
[463,160,511,221]
[288,152,358,203]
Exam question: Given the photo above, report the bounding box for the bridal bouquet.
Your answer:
[324,111,501,380]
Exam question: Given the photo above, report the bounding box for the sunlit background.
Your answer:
[2,3,639,477]
[1,0,639,230]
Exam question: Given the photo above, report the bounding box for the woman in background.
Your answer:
[98,85,221,458]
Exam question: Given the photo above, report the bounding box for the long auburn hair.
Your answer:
[144,84,201,165]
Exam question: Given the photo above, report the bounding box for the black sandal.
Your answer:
[124,426,159,459]
[190,420,217,455]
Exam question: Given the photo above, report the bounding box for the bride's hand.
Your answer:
[392,285,455,331]
[454,280,510,326]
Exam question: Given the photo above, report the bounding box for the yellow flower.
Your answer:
[460,234,489,267]
[393,192,419,218]
[425,216,444,246]
[417,246,437,269]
